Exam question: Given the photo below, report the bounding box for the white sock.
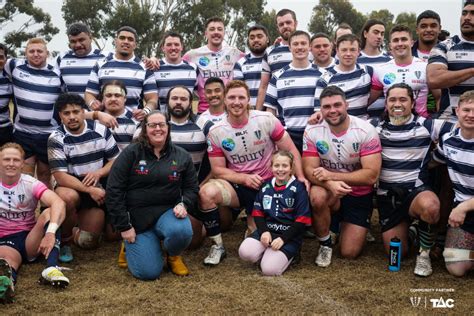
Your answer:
[209,234,223,246]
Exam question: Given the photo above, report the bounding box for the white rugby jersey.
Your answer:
[264,63,323,134]
[372,57,430,118]
[154,58,198,112]
[183,45,243,113]
[314,64,373,119]
[207,110,285,180]
[57,49,109,97]
[4,59,62,135]
[429,35,474,120]
[196,110,226,126]
[233,53,264,107]
[302,115,382,196]
[85,54,157,112]
[0,174,47,238]
[434,128,474,203]
[0,70,12,128]
[376,115,454,193]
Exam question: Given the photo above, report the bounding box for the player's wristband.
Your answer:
[46,223,59,234]
[92,111,99,120]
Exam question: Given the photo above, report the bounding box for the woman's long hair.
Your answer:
[136,110,172,153]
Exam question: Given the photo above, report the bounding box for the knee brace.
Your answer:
[207,179,232,206]
[74,229,101,249]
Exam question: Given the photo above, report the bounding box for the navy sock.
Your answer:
[318,235,332,247]
[200,207,221,237]
[330,212,342,234]
[45,228,61,268]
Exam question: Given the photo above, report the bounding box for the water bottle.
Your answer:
[389,237,401,271]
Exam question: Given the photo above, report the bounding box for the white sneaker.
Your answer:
[315,246,333,267]
[203,245,226,266]
[414,250,432,277]
[39,266,70,288]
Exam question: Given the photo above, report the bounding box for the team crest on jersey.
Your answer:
[254,130,262,139]
[383,73,396,85]
[352,142,360,152]
[316,140,329,155]
[18,194,25,203]
[263,195,272,210]
[222,138,235,151]
[414,71,422,79]
[199,56,210,67]
[225,55,230,61]
[285,198,295,208]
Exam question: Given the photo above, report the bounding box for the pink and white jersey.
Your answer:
[207,110,285,180]
[372,57,430,118]
[302,116,382,196]
[0,174,47,238]
[183,45,243,113]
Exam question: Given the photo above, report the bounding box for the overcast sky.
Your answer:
[0,0,465,54]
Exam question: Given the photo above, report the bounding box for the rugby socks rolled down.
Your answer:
[318,234,332,248]
[418,220,435,252]
[201,206,221,238]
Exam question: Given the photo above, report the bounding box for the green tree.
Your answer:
[368,9,394,41]
[0,0,59,56]
[259,9,279,43]
[394,12,417,38]
[308,0,366,37]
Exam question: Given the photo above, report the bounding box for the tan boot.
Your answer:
[118,241,127,269]
[167,255,189,276]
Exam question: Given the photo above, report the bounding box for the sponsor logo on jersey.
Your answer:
[230,149,264,164]
[383,73,396,85]
[222,138,235,151]
[284,79,295,86]
[104,69,115,76]
[199,56,210,67]
[316,140,329,155]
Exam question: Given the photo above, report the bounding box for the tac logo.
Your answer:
[316,140,329,155]
[383,73,396,85]
[199,56,210,67]
[430,297,454,308]
[222,138,235,152]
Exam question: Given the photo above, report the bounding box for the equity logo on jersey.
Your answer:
[135,160,149,175]
[222,138,235,152]
[316,140,329,155]
[263,195,272,210]
[199,56,210,67]
[383,73,396,85]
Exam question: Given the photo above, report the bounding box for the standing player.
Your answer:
[434,90,474,277]
[85,26,158,121]
[376,83,453,276]
[233,25,269,108]
[57,22,109,97]
[0,44,12,146]
[48,93,120,262]
[314,34,373,119]
[264,30,323,152]
[255,9,299,110]
[199,80,307,266]
[154,32,197,113]
[0,143,69,303]
[310,33,336,70]
[370,25,441,118]
[4,38,62,188]
[427,1,474,121]
[183,17,243,113]
[303,86,382,267]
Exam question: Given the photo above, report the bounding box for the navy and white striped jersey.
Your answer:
[154,58,198,112]
[233,53,264,107]
[56,49,109,97]
[4,59,62,135]
[0,70,12,128]
[109,109,139,151]
[262,43,292,76]
[358,51,392,115]
[376,115,454,193]
[314,64,373,119]
[48,120,120,177]
[264,64,323,134]
[252,176,311,237]
[428,35,474,120]
[85,54,158,111]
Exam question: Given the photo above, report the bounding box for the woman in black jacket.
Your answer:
[106,111,199,280]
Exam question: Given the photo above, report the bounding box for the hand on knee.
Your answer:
[73,228,101,249]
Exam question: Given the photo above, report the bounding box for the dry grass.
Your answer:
[4,217,473,315]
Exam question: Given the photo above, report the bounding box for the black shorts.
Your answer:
[231,182,259,216]
[0,231,30,261]
[13,130,49,163]
[338,192,373,228]
[248,230,301,260]
[377,185,432,232]
[0,125,13,146]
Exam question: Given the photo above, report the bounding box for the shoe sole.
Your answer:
[203,253,227,266]
[38,276,69,289]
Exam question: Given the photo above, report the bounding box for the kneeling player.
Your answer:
[0,143,68,304]
[435,91,474,277]
[239,150,311,275]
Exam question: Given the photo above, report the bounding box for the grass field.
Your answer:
[4,216,472,314]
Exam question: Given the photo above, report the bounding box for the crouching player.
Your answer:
[434,91,474,277]
[239,150,311,275]
[0,143,69,304]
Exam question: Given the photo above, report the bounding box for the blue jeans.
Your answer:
[125,209,192,280]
